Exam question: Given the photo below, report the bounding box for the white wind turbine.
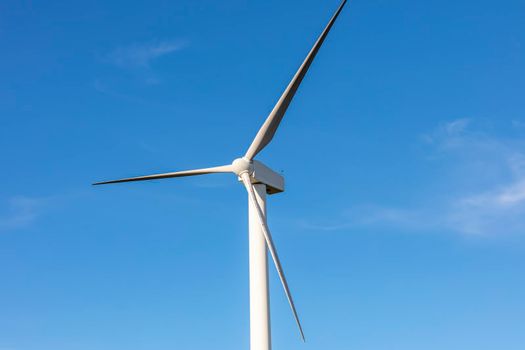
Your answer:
[94,1,347,349]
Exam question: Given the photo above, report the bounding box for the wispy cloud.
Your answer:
[105,39,186,69]
[0,196,47,232]
[302,119,525,235]
[97,39,186,87]
[299,206,425,232]
[448,151,525,234]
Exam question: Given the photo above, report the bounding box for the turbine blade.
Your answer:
[93,164,233,185]
[244,0,348,160]
[240,172,305,342]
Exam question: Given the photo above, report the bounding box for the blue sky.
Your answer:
[1,0,525,349]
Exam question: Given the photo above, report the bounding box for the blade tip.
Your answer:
[92,180,113,186]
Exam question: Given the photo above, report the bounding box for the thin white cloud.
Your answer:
[302,119,525,235]
[448,159,525,234]
[421,118,470,145]
[0,196,45,232]
[462,179,525,208]
[105,40,186,69]
[497,180,525,205]
[299,206,425,232]
[512,119,525,129]
[444,118,470,136]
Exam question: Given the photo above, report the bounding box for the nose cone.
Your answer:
[231,157,252,175]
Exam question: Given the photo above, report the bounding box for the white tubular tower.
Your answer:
[249,183,271,350]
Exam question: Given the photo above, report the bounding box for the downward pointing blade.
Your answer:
[93,164,233,185]
[240,172,305,342]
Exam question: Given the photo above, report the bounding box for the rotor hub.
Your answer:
[231,157,253,175]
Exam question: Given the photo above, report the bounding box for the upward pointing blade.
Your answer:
[240,172,305,342]
[244,0,348,160]
[93,164,233,185]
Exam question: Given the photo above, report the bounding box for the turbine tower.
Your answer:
[94,1,347,348]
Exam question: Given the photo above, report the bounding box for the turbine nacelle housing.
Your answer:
[232,158,284,195]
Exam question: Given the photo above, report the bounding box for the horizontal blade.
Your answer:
[244,0,348,160]
[240,172,305,342]
[93,164,233,185]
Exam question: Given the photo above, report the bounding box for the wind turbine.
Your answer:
[94,1,347,349]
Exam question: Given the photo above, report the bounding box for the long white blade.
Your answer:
[244,0,348,160]
[240,172,305,341]
[93,164,233,185]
